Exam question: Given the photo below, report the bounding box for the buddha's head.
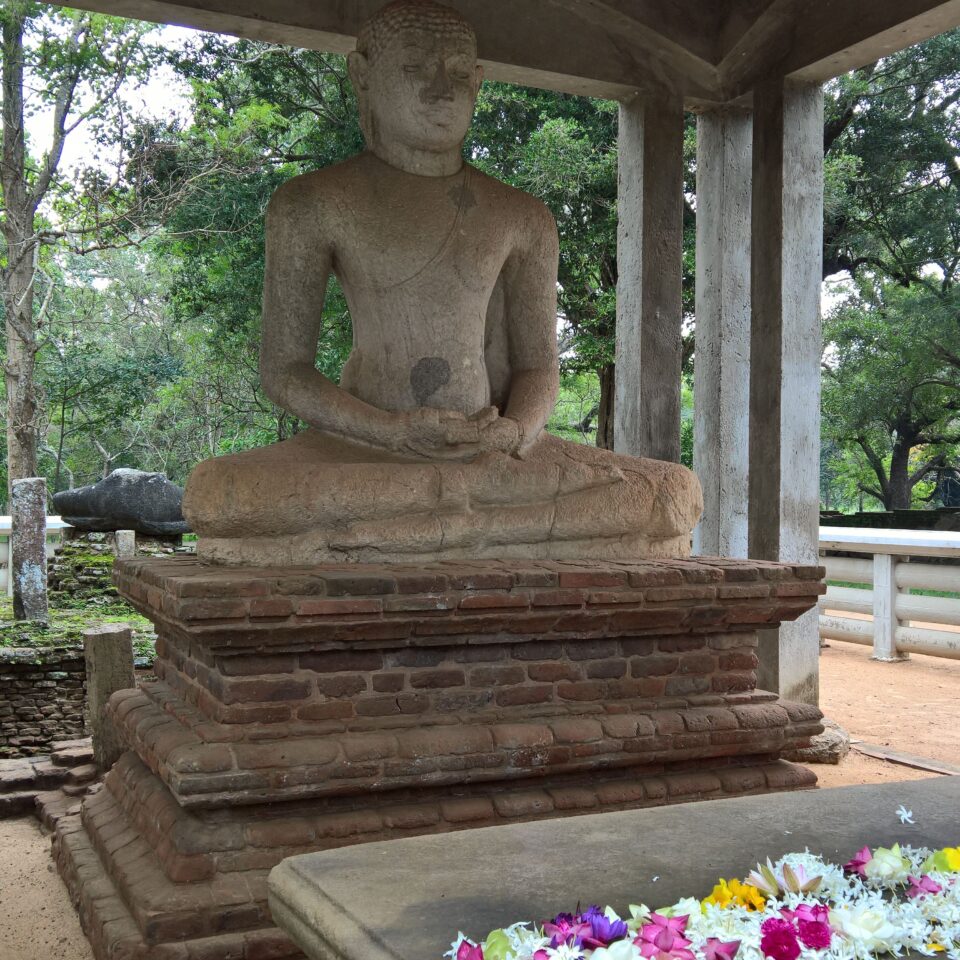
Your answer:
[349,0,483,163]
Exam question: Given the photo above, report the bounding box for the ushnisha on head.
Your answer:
[348,0,484,175]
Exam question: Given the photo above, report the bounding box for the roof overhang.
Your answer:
[67,0,960,102]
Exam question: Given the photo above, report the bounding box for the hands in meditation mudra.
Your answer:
[183,0,702,564]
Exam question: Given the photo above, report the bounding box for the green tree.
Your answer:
[0,4,163,497]
[822,279,960,510]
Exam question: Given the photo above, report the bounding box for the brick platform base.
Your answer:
[55,556,824,959]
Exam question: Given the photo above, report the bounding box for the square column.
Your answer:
[615,94,685,462]
[693,108,752,558]
[749,80,824,705]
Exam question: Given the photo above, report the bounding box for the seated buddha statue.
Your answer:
[182,0,702,565]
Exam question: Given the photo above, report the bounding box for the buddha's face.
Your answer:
[351,24,483,157]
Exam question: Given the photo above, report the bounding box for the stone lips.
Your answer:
[52,555,824,960]
[53,468,190,535]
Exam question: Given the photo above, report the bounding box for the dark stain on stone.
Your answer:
[410,356,451,405]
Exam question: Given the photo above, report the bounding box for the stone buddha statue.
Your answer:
[183,0,702,565]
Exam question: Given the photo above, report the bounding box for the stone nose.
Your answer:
[421,61,454,102]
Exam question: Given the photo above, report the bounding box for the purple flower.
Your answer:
[586,913,629,947]
[844,846,872,877]
[702,938,741,960]
[760,918,801,960]
[907,875,943,899]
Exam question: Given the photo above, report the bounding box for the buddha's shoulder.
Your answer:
[467,165,555,226]
[266,155,371,216]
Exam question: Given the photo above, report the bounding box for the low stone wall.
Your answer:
[0,647,86,758]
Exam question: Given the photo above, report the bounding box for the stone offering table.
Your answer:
[269,776,960,960]
[55,554,823,960]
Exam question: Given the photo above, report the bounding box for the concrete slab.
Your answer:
[269,776,960,960]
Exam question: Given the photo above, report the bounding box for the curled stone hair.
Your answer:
[356,0,477,64]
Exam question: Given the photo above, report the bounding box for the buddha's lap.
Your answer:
[182,429,702,539]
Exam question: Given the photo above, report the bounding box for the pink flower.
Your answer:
[544,913,590,948]
[702,938,741,960]
[457,941,484,960]
[636,914,695,960]
[798,914,831,950]
[760,918,801,960]
[907,875,943,899]
[844,846,872,877]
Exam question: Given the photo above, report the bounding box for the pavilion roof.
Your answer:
[68,0,960,102]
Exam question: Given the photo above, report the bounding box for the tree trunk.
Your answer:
[596,363,615,450]
[1,12,41,502]
[885,437,913,510]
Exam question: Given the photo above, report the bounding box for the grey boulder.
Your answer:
[53,469,190,535]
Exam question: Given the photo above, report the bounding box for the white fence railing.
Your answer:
[0,516,73,598]
[819,526,960,661]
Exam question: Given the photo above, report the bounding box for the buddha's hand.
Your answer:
[392,407,487,460]
[478,414,523,456]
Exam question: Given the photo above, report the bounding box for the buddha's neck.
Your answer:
[369,140,464,178]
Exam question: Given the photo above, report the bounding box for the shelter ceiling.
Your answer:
[68,0,960,102]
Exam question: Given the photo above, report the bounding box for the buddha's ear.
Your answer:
[347,51,369,91]
[473,63,484,93]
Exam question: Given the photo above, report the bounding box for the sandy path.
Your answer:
[0,818,93,960]
[819,638,960,767]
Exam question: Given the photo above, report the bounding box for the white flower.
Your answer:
[897,805,916,825]
[864,843,911,884]
[590,940,643,960]
[832,904,901,951]
[626,904,650,933]
[547,942,585,960]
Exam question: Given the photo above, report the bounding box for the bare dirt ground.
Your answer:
[818,638,960,771]
[0,638,955,956]
[0,817,93,960]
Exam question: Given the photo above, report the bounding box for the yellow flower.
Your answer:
[922,847,960,874]
[926,944,946,953]
[703,879,766,911]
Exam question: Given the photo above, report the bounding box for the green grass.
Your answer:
[826,580,960,600]
[0,595,155,660]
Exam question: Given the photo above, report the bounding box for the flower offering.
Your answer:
[447,842,960,960]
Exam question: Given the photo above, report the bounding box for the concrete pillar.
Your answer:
[83,623,136,770]
[692,108,752,558]
[11,477,48,622]
[749,79,824,705]
[615,93,685,462]
[872,554,907,661]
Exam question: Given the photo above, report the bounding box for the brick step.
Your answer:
[66,763,99,785]
[110,683,821,809]
[59,755,814,959]
[0,755,72,799]
[51,739,94,767]
[0,790,36,819]
[105,747,816,886]
[56,814,302,960]
[36,790,83,831]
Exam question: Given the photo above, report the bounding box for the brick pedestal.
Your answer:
[55,556,824,960]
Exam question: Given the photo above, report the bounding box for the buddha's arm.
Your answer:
[500,201,561,453]
[260,180,401,447]
[260,179,483,459]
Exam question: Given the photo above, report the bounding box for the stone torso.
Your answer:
[321,152,517,414]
